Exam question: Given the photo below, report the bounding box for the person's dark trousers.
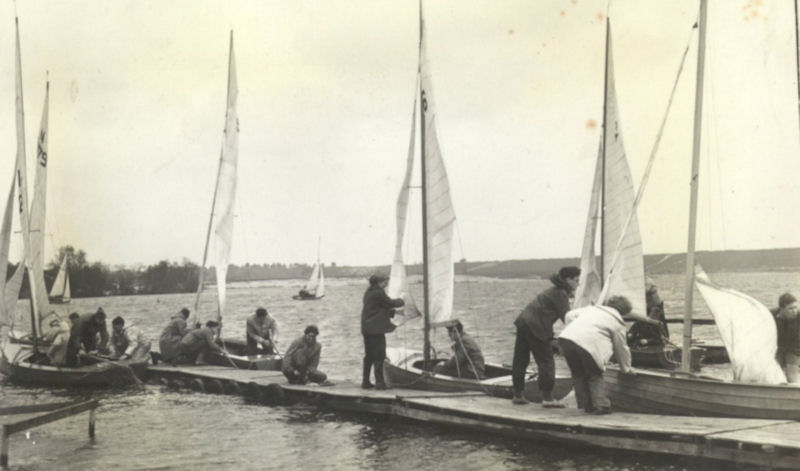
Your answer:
[363,334,387,386]
[558,337,607,411]
[512,325,556,400]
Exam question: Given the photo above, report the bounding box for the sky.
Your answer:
[0,0,798,268]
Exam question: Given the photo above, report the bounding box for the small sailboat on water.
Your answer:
[192,32,280,371]
[382,4,571,402]
[48,255,71,304]
[0,18,144,386]
[293,241,325,301]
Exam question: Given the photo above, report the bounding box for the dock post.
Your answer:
[1,425,9,470]
[88,408,96,440]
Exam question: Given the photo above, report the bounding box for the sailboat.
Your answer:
[293,241,325,300]
[572,19,704,372]
[192,32,280,371]
[382,4,572,402]
[48,255,71,304]
[0,18,145,386]
[601,0,800,419]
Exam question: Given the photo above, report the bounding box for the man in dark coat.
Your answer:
[176,320,223,365]
[433,320,485,379]
[66,308,110,366]
[511,266,580,406]
[360,273,404,390]
[159,308,191,362]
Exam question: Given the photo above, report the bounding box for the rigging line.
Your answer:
[707,38,727,254]
[453,218,479,341]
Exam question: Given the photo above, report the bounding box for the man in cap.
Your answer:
[360,272,404,390]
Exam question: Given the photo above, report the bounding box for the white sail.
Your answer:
[316,264,325,298]
[597,33,646,317]
[305,263,320,295]
[29,81,53,325]
[695,266,786,384]
[212,33,239,321]
[388,75,421,324]
[49,256,68,298]
[574,142,603,309]
[0,177,22,328]
[420,28,456,325]
[62,270,70,301]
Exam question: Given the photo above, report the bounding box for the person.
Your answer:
[110,316,152,362]
[361,273,404,390]
[774,293,800,381]
[44,317,71,366]
[298,288,312,298]
[65,312,82,366]
[558,296,636,415]
[246,307,278,355]
[432,320,485,379]
[627,281,670,348]
[159,308,191,363]
[281,325,331,385]
[176,320,223,365]
[511,266,580,406]
[67,308,110,364]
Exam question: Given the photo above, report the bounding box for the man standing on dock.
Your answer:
[511,266,580,407]
[361,273,404,390]
[281,325,331,385]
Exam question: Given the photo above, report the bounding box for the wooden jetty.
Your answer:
[146,365,800,469]
[1,399,99,470]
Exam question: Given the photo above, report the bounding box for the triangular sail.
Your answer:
[62,270,70,301]
[420,29,456,325]
[316,264,325,298]
[0,176,23,328]
[574,142,603,309]
[388,75,422,324]
[597,31,646,317]
[304,263,320,295]
[695,266,786,384]
[50,256,68,298]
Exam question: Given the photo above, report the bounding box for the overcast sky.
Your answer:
[0,0,797,268]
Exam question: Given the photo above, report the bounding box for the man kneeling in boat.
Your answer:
[433,320,485,379]
[66,308,111,366]
[246,307,278,355]
[558,296,636,415]
[159,308,192,364]
[43,316,71,366]
[110,316,152,362]
[176,320,223,365]
[282,325,333,386]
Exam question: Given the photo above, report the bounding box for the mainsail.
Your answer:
[29,81,53,324]
[695,266,786,384]
[0,176,24,328]
[49,256,70,300]
[303,262,324,297]
[388,76,421,324]
[573,142,603,309]
[420,26,456,326]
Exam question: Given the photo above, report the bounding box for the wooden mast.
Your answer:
[600,18,610,285]
[419,0,432,370]
[681,0,708,373]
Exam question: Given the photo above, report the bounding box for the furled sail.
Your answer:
[212,33,239,321]
[420,29,456,325]
[574,142,603,309]
[388,75,421,325]
[597,33,646,317]
[695,266,786,384]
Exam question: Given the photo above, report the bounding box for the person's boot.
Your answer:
[511,392,529,405]
[374,360,389,390]
[361,358,374,389]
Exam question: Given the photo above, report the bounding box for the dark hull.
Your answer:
[48,297,71,304]
[292,295,324,301]
[0,344,146,387]
[694,341,729,364]
[630,345,705,371]
[204,338,282,370]
[605,366,800,419]
[384,347,572,402]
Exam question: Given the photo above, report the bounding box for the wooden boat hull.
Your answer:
[604,365,800,419]
[630,345,705,371]
[204,338,282,371]
[0,344,146,387]
[384,347,572,402]
[292,295,324,301]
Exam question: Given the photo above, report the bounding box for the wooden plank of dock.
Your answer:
[145,364,800,469]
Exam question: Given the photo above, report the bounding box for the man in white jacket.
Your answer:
[558,296,635,415]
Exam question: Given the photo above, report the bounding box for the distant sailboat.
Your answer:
[48,255,71,304]
[293,240,325,301]
[193,32,280,371]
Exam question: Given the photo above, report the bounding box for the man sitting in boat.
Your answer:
[627,281,670,348]
[432,320,485,380]
[511,266,580,407]
[110,316,152,362]
[176,320,223,365]
[281,325,332,386]
[558,295,636,415]
[66,308,110,366]
[159,308,192,364]
[774,292,799,381]
[246,307,278,355]
[297,289,313,299]
[43,316,71,366]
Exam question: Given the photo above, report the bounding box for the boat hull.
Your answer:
[630,345,705,371]
[384,347,572,402]
[604,365,800,419]
[204,338,282,371]
[292,295,324,301]
[0,344,146,387]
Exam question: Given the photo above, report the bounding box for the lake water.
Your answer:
[2,271,796,470]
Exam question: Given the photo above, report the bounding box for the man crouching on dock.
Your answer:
[282,325,333,386]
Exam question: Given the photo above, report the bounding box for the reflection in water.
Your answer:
[2,273,795,470]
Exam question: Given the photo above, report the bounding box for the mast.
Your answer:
[419,0,432,369]
[600,18,610,283]
[681,0,708,373]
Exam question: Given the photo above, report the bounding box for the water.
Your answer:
[2,272,794,470]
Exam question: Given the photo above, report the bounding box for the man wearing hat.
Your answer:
[176,320,223,365]
[281,325,331,385]
[360,273,405,390]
